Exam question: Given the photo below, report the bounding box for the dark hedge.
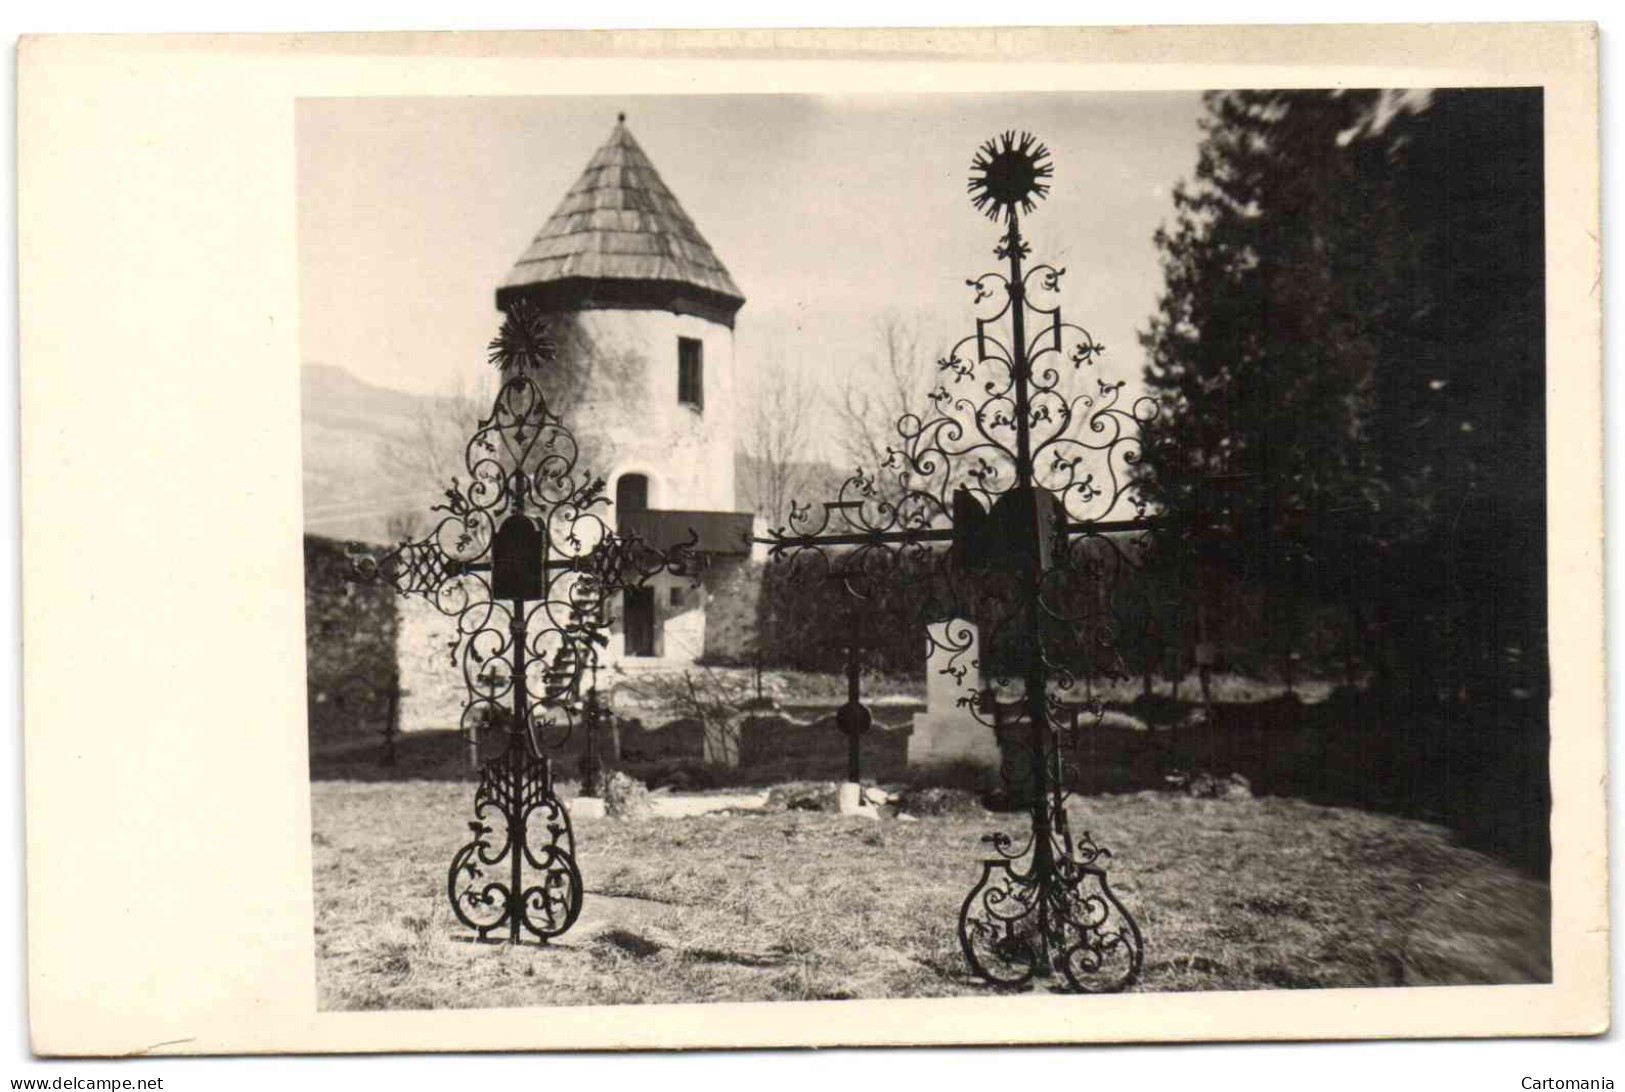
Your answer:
[704,551,1353,684]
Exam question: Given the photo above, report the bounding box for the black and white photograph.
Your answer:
[300,88,1555,1008]
[16,24,1606,1061]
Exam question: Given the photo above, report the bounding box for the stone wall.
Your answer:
[395,593,472,735]
[736,710,916,773]
[337,562,769,738]
[609,705,919,784]
[303,534,399,746]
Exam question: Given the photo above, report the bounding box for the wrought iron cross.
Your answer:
[830,630,878,785]
[758,133,1156,992]
[350,306,697,945]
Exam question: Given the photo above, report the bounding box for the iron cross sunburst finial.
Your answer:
[967,130,1053,222]
[487,298,558,374]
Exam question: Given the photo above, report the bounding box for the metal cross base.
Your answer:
[447,732,583,944]
[959,806,1144,993]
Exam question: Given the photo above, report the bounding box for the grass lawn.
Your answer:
[311,781,1550,1010]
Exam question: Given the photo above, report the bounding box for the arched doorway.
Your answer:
[615,473,649,513]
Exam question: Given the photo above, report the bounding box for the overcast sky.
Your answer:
[298,92,1206,461]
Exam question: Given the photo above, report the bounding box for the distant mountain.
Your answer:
[301,363,449,545]
[303,362,851,545]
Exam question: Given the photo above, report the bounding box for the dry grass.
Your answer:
[311,781,1550,1010]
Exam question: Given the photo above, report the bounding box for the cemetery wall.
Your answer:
[395,593,472,734]
[303,534,400,746]
[567,705,918,787]
[461,703,919,787]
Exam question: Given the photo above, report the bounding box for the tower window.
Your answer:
[678,337,704,410]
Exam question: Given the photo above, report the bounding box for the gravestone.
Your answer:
[907,620,1000,771]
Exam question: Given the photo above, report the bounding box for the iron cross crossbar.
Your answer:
[827,627,884,785]
[354,540,602,609]
[348,364,699,948]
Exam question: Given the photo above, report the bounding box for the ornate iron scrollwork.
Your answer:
[350,304,695,945]
[959,807,1144,993]
[758,134,1155,991]
[350,370,612,753]
[448,745,583,942]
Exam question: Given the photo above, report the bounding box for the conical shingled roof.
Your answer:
[497,119,745,326]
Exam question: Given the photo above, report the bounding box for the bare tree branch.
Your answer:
[380,372,499,518]
[741,357,813,528]
[829,312,938,495]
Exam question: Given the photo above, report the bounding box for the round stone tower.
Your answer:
[497,116,752,663]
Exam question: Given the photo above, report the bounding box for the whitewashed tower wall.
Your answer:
[494,115,752,667]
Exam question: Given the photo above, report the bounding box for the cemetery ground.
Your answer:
[309,672,1552,1010]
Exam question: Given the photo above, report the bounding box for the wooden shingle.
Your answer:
[500,120,745,313]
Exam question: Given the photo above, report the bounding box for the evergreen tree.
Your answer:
[1139,88,1547,706]
[1367,89,1547,706]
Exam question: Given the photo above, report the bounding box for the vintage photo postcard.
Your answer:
[17,24,1605,1055]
